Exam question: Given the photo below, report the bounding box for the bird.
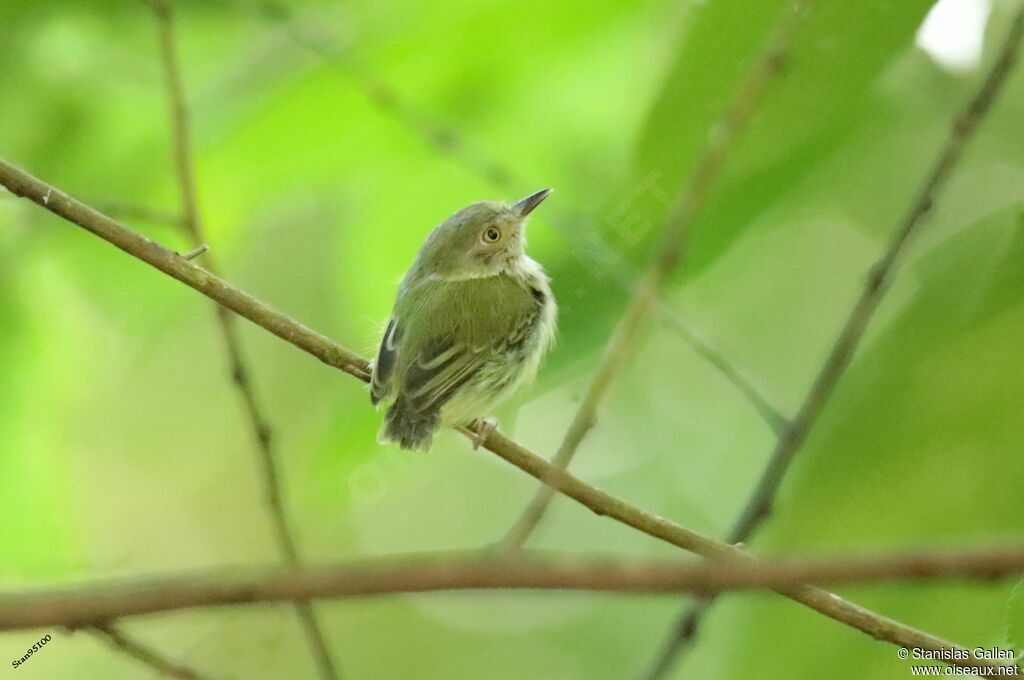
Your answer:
[370,189,557,451]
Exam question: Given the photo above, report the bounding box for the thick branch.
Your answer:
[646,6,1024,677]
[4,546,1024,631]
[0,160,1009,671]
[499,0,815,551]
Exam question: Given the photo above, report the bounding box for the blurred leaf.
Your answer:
[629,0,934,276]
[777,200,1024,547]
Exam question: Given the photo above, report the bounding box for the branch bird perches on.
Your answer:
[0,158,1014,674]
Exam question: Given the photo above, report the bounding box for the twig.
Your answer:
[0,161,1008,671]
[498,0,815,552]
[179,243,209,261]
[88,623,210,680]
[657,312,787,433]
[4,545,1024,631]
[243,0,516,188]
[644,6,1024,677]
[239,0,786,434]
[144,3,341,678]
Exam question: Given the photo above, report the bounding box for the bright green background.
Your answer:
[1,0,1023,678]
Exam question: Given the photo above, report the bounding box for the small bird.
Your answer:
[370,189,557,451]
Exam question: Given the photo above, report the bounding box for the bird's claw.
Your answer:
[471,419,497,450]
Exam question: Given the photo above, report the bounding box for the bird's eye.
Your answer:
[482,227,501,243]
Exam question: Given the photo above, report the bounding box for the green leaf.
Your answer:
[629,0,934,276]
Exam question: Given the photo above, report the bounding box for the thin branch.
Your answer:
[239,0,786,434]
[88,623,210,680]
[0,161,1009,672]
[657,312,787,433]
[4,545,1024,631]
[645,6,1024,677]
[732,0,1024,554]
[243,0,517,189]
[144,3,341,678]
[498,0,815,552]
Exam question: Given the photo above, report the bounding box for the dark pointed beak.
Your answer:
[514,188,552,217]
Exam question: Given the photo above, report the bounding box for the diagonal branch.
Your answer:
[143,2,340,678]
[645,5,1024,677]
[239,0,786,435]
[498,0,816,552]
[88,623,210,680]
[657,312,787,433]
[3,546,1024,631]
[0,159,1010,672]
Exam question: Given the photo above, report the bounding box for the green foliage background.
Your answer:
[1,0,1022,678]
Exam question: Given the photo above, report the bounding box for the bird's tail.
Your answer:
[378,399,438,451]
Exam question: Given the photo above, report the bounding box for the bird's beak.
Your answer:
[514,188,552,217]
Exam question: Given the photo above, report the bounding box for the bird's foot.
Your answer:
[470,418,498,450]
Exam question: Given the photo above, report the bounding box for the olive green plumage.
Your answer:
[370,189,557,450]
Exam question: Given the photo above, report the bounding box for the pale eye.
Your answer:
[482,227,501,243]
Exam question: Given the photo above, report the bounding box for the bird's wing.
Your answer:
[398,336,489,415]
[373,275,539,412]
[370,302,491,411]
[370,318,401,405]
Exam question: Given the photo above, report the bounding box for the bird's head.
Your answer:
[416,189,552,280]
